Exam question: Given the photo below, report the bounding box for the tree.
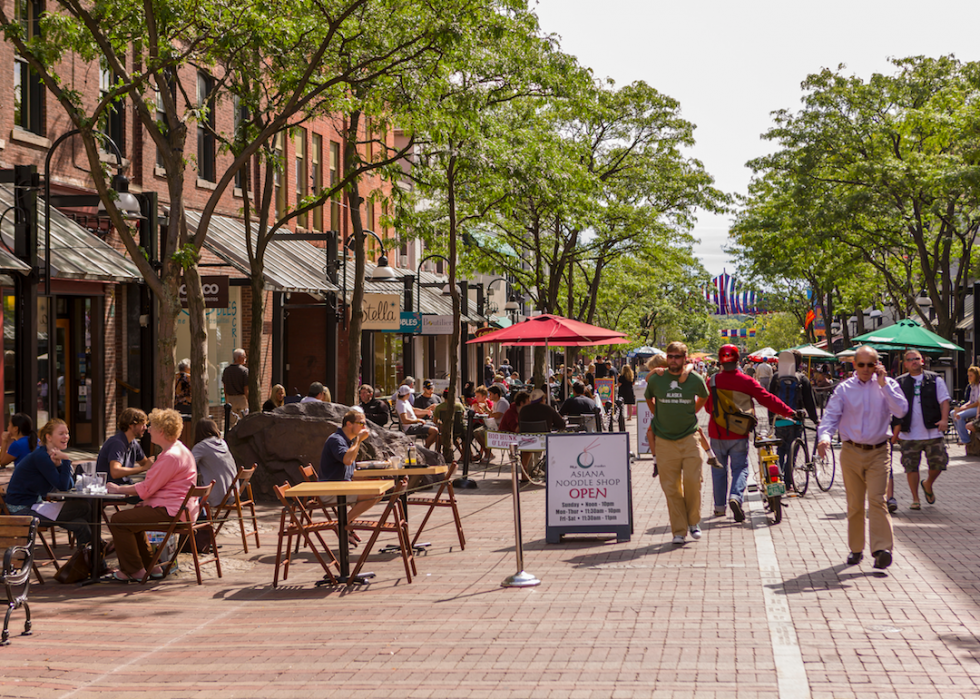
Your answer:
[751,56,980,337]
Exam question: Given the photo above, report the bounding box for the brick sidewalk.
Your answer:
[1,423,979,699]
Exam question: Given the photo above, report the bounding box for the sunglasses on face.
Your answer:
[666,354,685,360]
[854,362,877,369]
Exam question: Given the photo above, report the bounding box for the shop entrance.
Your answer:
[40,296,98,447]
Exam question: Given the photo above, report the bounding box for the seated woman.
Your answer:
[191,418,238,508]
[262,384,286,412]
[1,412,37,469]
[4,419,92,548]
[106,408,199,582]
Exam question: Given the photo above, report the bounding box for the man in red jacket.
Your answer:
[705,345,796,522]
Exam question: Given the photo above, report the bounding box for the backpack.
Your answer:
[708,375,758,436]
[773,374,801,410]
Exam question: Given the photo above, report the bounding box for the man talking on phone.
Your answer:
[817,346,908,570]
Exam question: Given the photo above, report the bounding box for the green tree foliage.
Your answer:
[742,56,980,337]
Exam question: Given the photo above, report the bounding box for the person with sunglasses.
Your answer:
[817,346,908,570]
[889,350,949,511]
[319,409,382,523]
[644,341,710,545]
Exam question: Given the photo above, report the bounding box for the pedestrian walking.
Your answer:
[817,346,908,570]
[221,348,248,427]
[890,350,949,510]
[644,341,709,545]
[704,344,795,521]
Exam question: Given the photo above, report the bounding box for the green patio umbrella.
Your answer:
[851,319,964,353]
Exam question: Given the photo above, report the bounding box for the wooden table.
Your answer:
[48,491,128,586]
[283,480,393,585]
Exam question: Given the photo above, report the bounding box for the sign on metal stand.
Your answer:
[501,443,541,588]
[545,432,632,544]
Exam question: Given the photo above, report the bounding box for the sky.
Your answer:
[533,0,980,279]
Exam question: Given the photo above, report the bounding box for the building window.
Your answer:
[233,95,248,189]
[99,65,124,152]
[329,142,341,231]
[295,128,307,228]
[13,0,44,135]
[273,132,285,219]
[197,72,216,182]
[311,134,323,231]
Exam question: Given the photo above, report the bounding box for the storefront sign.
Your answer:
[179,276,229,308]
[545,432,632,543]
[383,312,421,334]
[362,294,400,331]
[474,326,497,338]
[421,314,455,335]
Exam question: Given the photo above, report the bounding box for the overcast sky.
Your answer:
[533,0,980,279]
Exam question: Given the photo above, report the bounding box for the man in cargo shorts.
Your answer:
[890,350,949,510]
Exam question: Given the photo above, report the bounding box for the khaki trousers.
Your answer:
[657,433,703,537]
[227,394,248,427]
[840,442,893,554]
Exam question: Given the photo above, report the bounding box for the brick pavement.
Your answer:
[1,419,979,699]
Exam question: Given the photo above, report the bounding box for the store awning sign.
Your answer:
[421,314,455,335]
[362,294,400,330]
[382,311,421,334]
[179,276,229,308]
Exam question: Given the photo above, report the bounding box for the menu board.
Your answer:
[545,433,632,544]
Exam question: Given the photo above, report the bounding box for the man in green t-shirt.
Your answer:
[644,341,709,545]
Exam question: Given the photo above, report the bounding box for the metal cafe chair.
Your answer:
[0,515,37,645]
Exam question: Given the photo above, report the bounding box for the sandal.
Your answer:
[921,481,936,505]
[910,501,921,510]
[106,570,138,583]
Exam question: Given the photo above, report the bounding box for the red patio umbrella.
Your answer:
[466,314,628,347]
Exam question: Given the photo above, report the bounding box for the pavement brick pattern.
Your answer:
[1,416,978,699]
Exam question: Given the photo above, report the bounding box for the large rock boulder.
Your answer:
[225,401,444,500]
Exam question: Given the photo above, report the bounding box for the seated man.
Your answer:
[96,407,155,487]
[432,388,467,450]
[488,385,510,428]
[358,384,390,427]
[301,381,331,403]
[521,388,566,432]
[395,384,439,449]
[320,409,384,524]
[499,391,529,433]
[559,381,597,417]
[415,380,443,412]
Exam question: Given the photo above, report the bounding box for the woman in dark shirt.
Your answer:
[619,365,637,419]
[5,419,92,547]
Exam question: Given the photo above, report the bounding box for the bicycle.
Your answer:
[604,396,626,432]
[752,432,786,524]
[787,422,837,496]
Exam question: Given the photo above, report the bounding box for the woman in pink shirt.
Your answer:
[106,408,200,582]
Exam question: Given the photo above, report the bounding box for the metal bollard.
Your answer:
[501,442,540,588]
[453,408,478,490]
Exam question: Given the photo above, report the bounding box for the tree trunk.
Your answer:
[183,263,209,428]
[247,262,265,413]
[343,112,365,406]
[155,277,182,412]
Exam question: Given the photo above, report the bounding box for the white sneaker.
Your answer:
[689,526,702,540]
[672,535,686,545]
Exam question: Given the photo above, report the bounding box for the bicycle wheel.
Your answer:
[791,438,809,496]
[522,451,546,486]
[768,495,782,524]
[814,442,836,492]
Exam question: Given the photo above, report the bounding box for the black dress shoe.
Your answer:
[846,552,863,566]
[872,550,892,569]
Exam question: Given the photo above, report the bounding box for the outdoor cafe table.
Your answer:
[283,479,393,585]
[353,465,449,551]
[48,490,128,586]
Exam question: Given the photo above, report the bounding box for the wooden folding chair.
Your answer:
[272,483,338,588]
[140,482,222,585]
[346,478,417,585]
[211,465,261,553]
[0,516,36,645]
[406,461,466,550]
[0,488,57,584]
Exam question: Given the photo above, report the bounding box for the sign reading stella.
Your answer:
[361,294,400,331]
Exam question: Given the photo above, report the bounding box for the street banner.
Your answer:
[545,432,632,544]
